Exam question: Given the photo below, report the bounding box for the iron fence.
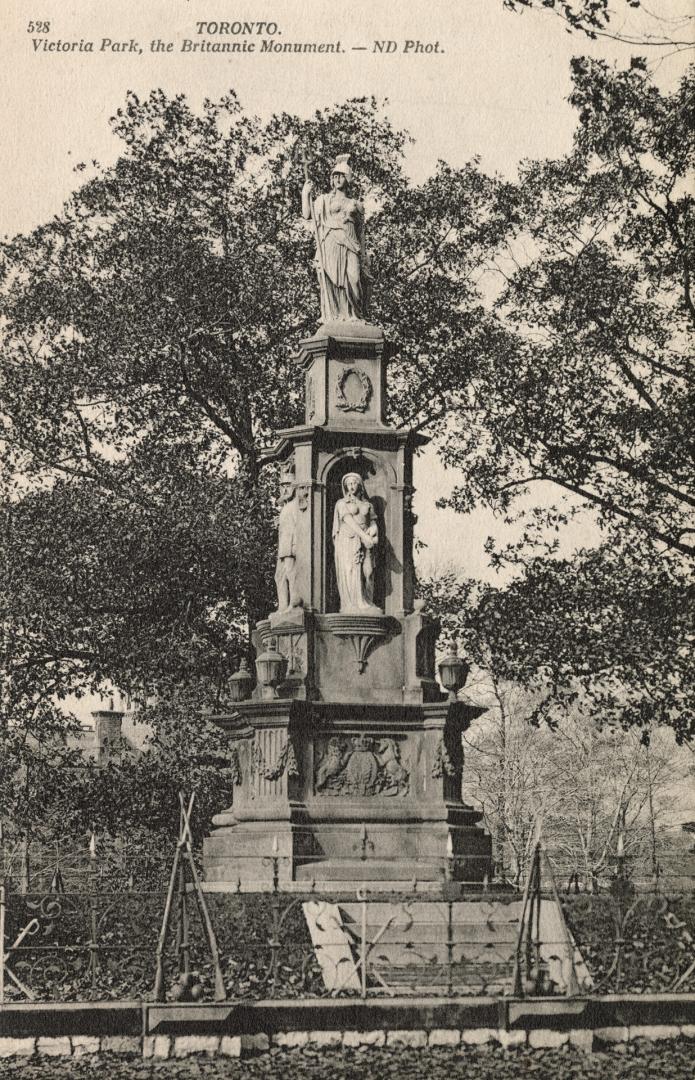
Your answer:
[1,859,693,1004]
[2,830,691,897]
[0,836,172,894]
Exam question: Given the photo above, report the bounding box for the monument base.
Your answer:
[203,698,492,890]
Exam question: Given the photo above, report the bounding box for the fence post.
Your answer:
[88,829,99,999]
[360,897,367,999]
[19,836,29,895]
[0,883,5,1005]
[268,836,281,997]
[446,899,454,996]
[512,840,540,997]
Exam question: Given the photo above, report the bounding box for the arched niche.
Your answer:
[323,452,393,613]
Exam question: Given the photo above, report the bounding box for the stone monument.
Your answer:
[203,154,491,889]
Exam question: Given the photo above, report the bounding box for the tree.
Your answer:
[419,565,686,885]
[2,62,692,862]
[503,0,694,51]
[537,715,678,889]
[420,523,692,746]
[456,674,552,885]
[0,91,502,688]
[461,686,679,889]
[439,60,693,560]
[428,61,694,740]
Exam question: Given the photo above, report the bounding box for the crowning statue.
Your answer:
[302,154,372,322]
[332,473,380,612]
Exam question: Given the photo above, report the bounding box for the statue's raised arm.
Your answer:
[301,154,372,324]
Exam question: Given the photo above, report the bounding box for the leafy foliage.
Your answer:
[503,0,694,50]
[0,91,504,841]
[419,564,689,886]
[427,61,694,741]
[440,60,694,561]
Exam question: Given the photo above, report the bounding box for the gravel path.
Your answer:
[1,1041,694,1080]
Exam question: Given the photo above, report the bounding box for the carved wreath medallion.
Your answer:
[335,367,372,413]
[314,734,409,797]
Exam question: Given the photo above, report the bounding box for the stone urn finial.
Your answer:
[255,641,288,699]
[438,642,470,701]
[228,657,254,702]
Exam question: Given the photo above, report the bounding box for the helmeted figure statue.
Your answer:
[302,154,372,322]
[332,473,379,612]
[274,465,301,612]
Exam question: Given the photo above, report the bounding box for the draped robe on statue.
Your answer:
[332,490,378,611]
[313,193,370,321]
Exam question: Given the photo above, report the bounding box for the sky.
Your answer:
[1,0,692,719]
[2,1,691,234]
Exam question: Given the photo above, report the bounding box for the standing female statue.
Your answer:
[332,473,380,612]
[302,154,372,322]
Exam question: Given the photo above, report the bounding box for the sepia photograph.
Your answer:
[1,1,694,1076]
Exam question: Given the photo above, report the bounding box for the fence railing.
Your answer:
[1,837,172,894]
[1,868,693,1004]
[3,832,690,896]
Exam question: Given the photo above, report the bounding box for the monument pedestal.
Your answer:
[203,320,492,890]
[203,697,491,889]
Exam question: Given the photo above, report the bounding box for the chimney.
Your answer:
[91,707,123,765]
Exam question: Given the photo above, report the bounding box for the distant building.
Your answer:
[67,706,149,765]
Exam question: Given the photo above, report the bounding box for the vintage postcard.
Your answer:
[1,0,693,1071]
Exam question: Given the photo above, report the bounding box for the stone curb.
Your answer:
[0,1024,695,1058]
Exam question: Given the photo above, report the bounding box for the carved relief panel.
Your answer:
[314,734,409,797]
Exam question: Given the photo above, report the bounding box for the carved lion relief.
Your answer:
[314,734,409,797]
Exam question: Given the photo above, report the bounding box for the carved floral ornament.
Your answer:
[229,738,300,788]
[335,366,372,412]
[314,734,409,797]
[432,736,456,779]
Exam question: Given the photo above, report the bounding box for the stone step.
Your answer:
[304,897,589,995]
[295,859,447,882]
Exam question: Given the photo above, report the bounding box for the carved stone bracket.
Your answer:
[323,613,390,673]
[432,736,456,779]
